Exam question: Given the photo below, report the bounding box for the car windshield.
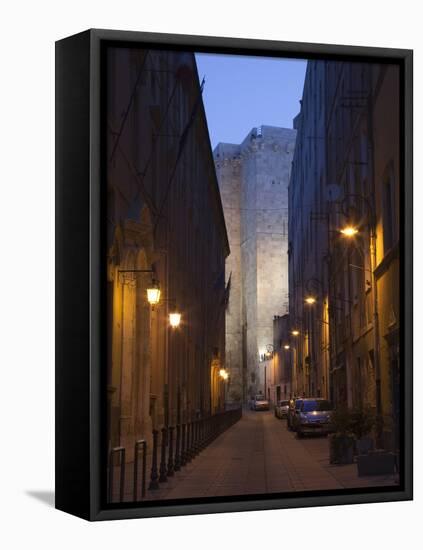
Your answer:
[294,400,303,409]
[302,400,333,412]
[280,400,289,406]
[255,395,265,401]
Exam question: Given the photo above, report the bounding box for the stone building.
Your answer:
[289,59,400,451]
[214,126,296,402]
[106,46,229,463]
[320,60,377,411]
[288,61,330,400]
[372,64,400,450]
[269,314,293,403]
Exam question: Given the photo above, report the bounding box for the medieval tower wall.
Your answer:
[215,126,296,402]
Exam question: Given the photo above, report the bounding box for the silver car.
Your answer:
[252,395,270,411]
[275,399,290,419]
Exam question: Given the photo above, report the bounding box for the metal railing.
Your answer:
[107,407,242,502]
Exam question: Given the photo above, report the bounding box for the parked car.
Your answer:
[275,399,290,419]
[287,398,303,430]
[292,398,334,437]
[251,394,270,411]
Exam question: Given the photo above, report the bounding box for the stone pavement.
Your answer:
[139,410,398,501]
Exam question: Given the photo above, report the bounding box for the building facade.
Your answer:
[288,61,330,400]
[372,64,400,450]
[289,59,400,451]
[214,126,296,403]
[268,314,293,403]
[106,47,229,462]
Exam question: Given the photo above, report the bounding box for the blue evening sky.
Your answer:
[195,53,307,149]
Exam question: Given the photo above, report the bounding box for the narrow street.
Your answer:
[141,411,397,502]
[105,53,402,506]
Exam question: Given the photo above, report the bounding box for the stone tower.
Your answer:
[214,126,296,402]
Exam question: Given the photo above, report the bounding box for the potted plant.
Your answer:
[329,407,355,465]
[350,405,375,455]
[356,415,396,476]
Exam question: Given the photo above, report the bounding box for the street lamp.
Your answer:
[169,312,181,328]
[291,329,300,337]
[219,368,229,380]
[304,277,326,305]
[284,344,290,350]
[146,279,161,307]
[118,268,162,308]
[340,225,359,237]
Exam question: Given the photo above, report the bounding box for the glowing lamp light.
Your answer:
[169,312,181,328]
[146,281,161,306]
[305,296,316,305]
[291,330,300,336]
[340,225,359,237]
[284,344,290,350]
[219,368,229,380]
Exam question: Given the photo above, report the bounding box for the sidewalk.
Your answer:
[136,410,397,501]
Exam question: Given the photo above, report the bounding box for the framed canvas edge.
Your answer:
[92,489,412,522]
[67,28,413,521]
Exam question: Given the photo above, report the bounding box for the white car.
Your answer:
[275,399,290,419]
[251,395,270,411]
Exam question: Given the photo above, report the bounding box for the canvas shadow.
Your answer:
[26,490,55,508]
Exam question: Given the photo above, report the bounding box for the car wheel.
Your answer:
[297,430,303,438]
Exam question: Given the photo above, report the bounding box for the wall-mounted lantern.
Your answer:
[146,279,161,307]
[169,312,181,328]
[219,368,229,380]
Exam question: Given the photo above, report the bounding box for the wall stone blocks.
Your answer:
[214,126,296,401]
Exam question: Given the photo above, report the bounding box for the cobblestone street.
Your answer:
[139,410,397,502]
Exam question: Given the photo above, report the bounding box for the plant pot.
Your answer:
[355,437,374,456]
[357,451,396,476]
[329,434,355,464]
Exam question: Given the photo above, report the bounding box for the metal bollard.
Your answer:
[167,426,175,477]
[181,423,186,466]
[108,446,126,503]
[149,429,159,490]
[199,419,204,451]
[191,421,197,457]
[174,424,181,471]
[159,427,168,482]
[190,421,196,459]
[185,422,192,463]
[133,439,147,501]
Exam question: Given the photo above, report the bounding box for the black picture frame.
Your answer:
[55,28,413,521]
